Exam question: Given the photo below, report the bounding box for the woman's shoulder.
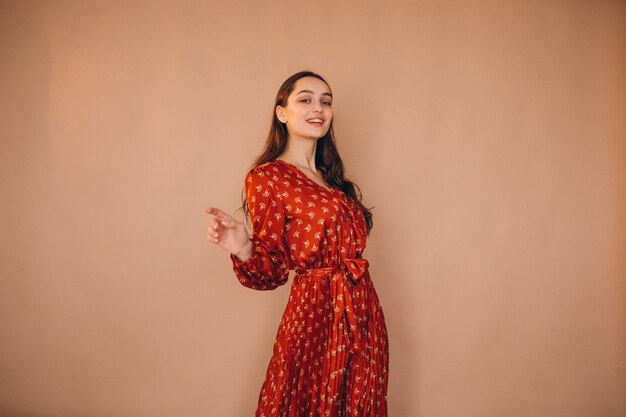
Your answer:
[244,160,286,187]
[256,159,283,172]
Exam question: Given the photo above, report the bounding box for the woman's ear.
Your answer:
[275,105,286,123]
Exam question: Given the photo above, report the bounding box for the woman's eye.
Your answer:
[299,98,331,106]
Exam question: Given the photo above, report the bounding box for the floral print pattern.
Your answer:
[231,159,389,416]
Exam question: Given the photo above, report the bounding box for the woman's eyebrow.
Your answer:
[296,89,333,98]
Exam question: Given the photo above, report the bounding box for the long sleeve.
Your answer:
[230,165,290,290]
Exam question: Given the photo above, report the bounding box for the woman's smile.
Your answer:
[306,117,324,127]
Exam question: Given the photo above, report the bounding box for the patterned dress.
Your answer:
[230,159,389,417]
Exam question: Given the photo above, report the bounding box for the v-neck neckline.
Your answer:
[275,159,337,194]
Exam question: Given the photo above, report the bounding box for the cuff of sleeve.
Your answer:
[230,237,256,268]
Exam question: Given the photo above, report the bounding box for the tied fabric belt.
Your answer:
[295,257,373,364]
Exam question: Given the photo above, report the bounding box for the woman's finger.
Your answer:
[204,207,233,222]
[208,217,221,232]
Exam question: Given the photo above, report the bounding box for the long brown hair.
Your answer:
[240,70,374,236]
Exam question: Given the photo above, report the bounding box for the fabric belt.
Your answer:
[295,257,372,364]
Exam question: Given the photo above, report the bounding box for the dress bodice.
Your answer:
[230,159,368,290]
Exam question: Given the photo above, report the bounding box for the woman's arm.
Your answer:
[207,165,290,291]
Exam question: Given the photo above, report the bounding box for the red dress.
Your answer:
[230,159,389,417]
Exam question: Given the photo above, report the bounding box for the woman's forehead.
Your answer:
[292,77,332,96]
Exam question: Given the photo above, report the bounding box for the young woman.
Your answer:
[205,71,389,416]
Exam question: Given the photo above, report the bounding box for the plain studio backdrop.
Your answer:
[0,1,624,416]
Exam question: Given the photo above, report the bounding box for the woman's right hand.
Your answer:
[204,207,253,261]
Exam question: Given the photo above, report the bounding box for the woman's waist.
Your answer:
[293,257,370,283]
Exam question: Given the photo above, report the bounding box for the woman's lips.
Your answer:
[306,118,324,126]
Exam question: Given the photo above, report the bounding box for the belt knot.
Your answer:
[338,257,369,283]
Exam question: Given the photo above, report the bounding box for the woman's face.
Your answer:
[276,76,333,141]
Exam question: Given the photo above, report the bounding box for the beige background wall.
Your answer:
[1,1,624,416]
